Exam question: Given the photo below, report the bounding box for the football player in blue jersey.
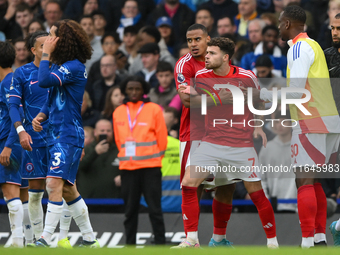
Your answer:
[0,41,24,247]
[8,31,73,248]
[32,19,99,248]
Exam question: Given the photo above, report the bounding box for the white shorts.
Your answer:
[291,133,340,167]
[190,142,261,187]
[179,140,200,182]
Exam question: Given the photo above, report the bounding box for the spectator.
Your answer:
[147,0,195,45]
[101,86,125,122]
[23,0,40,15]
[240,25,287,77]
[12,37,30,72]
[81,91,101,128]
[156,17,177,56]
[195,7,217,37]
[28,18,45,33]
[80,14,104,71]
[260,111,297,213]
[135,43,160,88]
[129,26,176,74]
[198,0,238,24]
[91,9,106,41]
[163,106,179,138]
[149,61,180,111]
[255,55,286,89]
[90,55,123,111]
[78,119,121,200]
[247,18,266,50]
[116,0,143,41]
[83,0,98,15]
[84,126,95,147]
[260,12,278,26]
[87,32,122,89]
[113,75,167,245]
[0,0,22,40]
[217,16,235,36]
[43,0,63,32]
[15,3,34,39]
[234,0,259,38]
[115,50,129,77]
[118,25,138,66]
[178,43,190,58]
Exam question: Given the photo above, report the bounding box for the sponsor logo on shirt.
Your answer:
[58,66,70,74]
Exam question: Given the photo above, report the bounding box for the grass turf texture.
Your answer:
[0,246,337,255]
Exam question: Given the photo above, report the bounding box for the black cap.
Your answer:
[255,55,273,68]
[137,43,160,54]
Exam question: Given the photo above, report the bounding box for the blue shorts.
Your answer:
[0,139,22,186]
[21,179,29,188]
[21,147,48,179]
[47,143,82,185]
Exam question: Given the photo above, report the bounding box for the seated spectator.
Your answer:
[135,43,160,88]
[163,106,179,139]
[101,86,125,122]
[156,17,177,56]
[247,18,266,50]
[84,126,95,146]
[23,0,41,16]
[195,7,217,37]
[149,61,181,111]
[118,25,139,66]
[260,111,297,213]
[81,91,101,128]
[43,0,63,33]
[90,55,123,111]
[15,3,34,39]
[198,0,238,24]
[0,0,22,40]
[260,12,278,26]
[255,55,282,88]
[28,18,45,34]
[77,119,121,199]
[83,0,98,15]
[147,0,195,45]
[91,9,106,41]
[80,14,104,71]
[129,26,176,74]
[87,32,121,88]
[240,25,287,77]
[115,50,129,77]
[12,37,30,72]
[178,43,190,58]
[234,0,259,38]
[116,0,143,41]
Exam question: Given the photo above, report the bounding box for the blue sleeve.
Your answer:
[40,92,49,118]
[8,70,23,124]
[38,60,62,88]
[240,53,252,70]
[4,123,18,149]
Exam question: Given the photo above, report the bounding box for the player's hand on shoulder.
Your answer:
[178,84,198,96]
[95,140,109,155]
[219,88,234,104]
[32,117,44,132]
[0,147,12,167]
[19,131,33,151]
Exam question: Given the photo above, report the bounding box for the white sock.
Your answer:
[336,219,340,231]
[28,190,44,239]
[67,197,95,242]
[314,233,326,243]
[7,198,24,247]
[59,200,72,241]
[301,237,314,248]
[267,236,278,246]
[212,234,225,242]
[187,231,198,242]
[22,202,34,244]
[41,201,63,244]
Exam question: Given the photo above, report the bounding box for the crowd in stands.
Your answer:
[1,0,339,214]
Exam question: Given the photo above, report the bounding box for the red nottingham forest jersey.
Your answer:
[195,66,260,147]
[174,53,206,142]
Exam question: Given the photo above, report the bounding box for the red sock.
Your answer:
[212,199,232,235]
[314,183,327,234]
[297,185,317,237]
[182,186,199,233]
[249,189,276,238]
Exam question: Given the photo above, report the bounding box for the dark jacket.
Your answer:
[148,81,177,107]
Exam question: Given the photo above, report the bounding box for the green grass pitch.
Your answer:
[0,246,337,255]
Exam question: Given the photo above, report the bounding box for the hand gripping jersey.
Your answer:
[174,53,205,142]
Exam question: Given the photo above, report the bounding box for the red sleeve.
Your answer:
[174,59,195,89]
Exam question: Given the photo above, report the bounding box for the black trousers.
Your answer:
[121,167,165,245]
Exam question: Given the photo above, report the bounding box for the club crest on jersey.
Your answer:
[25,163,34,173]
[177,73,185,83]
[58,66,70,74]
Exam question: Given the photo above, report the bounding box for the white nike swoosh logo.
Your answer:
[30,81,38,85]
[329,67,337,72]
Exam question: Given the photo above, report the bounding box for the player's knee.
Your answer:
[45,178,63,195]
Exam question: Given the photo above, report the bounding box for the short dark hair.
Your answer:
[196,7,213,18]
[156,61,173,73]
[217,15,234,26]
[124,25,138,36]
[16,3,32,13]
[262,25,279,36]
[282,5,306,24]
[164,106,179,119]
[25,31,49,52]
[275,109,291,120]
[91,9,105,19]
[101,31,121,45]
[207,37,235,59]
[13,36,25,45]
[0,41,16,68]
[187,24,208,35]
[28,19,46,32]
[79,14,93,24]
[140,26,161,43]
[45,0,62,11]
[120,75,150,96]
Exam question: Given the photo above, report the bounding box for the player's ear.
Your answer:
[31,47,36,56]
[206,35,211,42]
[285,19,291,30]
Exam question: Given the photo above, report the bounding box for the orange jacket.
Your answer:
[113,101,168,170]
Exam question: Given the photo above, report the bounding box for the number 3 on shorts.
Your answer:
[52,152,62,166]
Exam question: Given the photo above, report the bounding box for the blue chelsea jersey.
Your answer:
[8,62,48,147]
[39,59,86,148]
